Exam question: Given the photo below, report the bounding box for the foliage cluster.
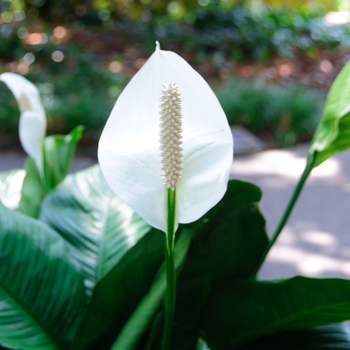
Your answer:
[2,52,350,350]
[0,2,348,151]
[215,79,324,146]
[154,6,350,60]
[2,3,350,61]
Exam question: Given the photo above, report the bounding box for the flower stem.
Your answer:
[250,156,315,279]
[161,188,176,350]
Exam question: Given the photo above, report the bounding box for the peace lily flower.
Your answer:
[0,72,46,174]
[98,44,233,232]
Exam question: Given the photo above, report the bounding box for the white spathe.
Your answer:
[98,48,234,232]
[0,72,46,173]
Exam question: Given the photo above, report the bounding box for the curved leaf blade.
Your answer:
[43,126,83,192]
[174,180,267,329]
[69,227,165,350]
[40,165,150,291]
[309,59,350,167]
[0,204,87,350]
[200,277,350,349]
[238,323,350,350]
[110,231,194,350]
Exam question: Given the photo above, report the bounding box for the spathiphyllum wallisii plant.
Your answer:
[0,73,46,175]
[0,72,82,217]
[3,43,350,350]
[98,43,233,349]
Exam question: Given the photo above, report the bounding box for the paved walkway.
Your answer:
[1,145,350,280]
[231,144,350,280]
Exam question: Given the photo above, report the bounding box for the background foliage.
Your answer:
[1,0,349,151]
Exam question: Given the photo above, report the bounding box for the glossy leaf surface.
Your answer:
[238,323,350,350]
[40,164,150,291]
[43,125,83,192]
[200,277,350,349]
[0,204,87,350]
[69,227,165,350]
[174,180,267,330]
[110,231,194,350]
[309,59,350,167]
[134,180,268,350]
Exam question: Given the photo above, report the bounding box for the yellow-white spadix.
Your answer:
[0,73,46,174]
[98,47,233,232]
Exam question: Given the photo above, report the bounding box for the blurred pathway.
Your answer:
[231,144,350,280]
[2,145,350,280]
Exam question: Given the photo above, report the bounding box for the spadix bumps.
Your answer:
[98,47,233,232]
[159,83,183,190]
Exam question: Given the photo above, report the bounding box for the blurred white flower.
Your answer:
[98,47,233,232]
[0,73,46,174]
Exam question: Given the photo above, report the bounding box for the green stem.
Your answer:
[161,188,176,350]
[250,156,315,279]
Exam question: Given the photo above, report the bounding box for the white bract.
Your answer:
[0,73,46,174]
[98,47,233,232]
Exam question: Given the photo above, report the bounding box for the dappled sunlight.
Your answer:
[301,230,337,247]
[265,245,350,277]
[231,146,341,183]
[260,222,350,279]
[324,11,350,26]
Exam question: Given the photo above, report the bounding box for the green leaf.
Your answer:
[110,231,194,350]
[133,180,268,350]
[0,204,87,350]
[40,165,151,291]
[43,125,83,192]
[69,227,165,350]
[175,180,268,329]
[237,323,350,350]
[200,277,350,349]
[309,59,350,167]
[18,157,45,218]
[196,339,211,350]
[0,169,25,210]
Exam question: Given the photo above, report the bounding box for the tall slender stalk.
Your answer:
[161,188,176,350]
[250,156,316,279]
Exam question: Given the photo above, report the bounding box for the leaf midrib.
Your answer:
[96,196,113,281]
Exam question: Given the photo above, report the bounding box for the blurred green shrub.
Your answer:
[215,78,324,147]
[1,3,349,66]
[176,6,350,60]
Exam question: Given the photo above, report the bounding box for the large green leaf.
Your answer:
[309,59,350,167]
[43,126,83,192]
[200,277,350,349]
[237,323,350,350]
[0,204,87,350]
[174,180,267,330]
[40,165,150,291]
[0,169,25,210]
[134,180,268,350]
[110,231,194,350]
[69,227,165,350]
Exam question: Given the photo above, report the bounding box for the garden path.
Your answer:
[231,144,350,280]
[1,144,350,281]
